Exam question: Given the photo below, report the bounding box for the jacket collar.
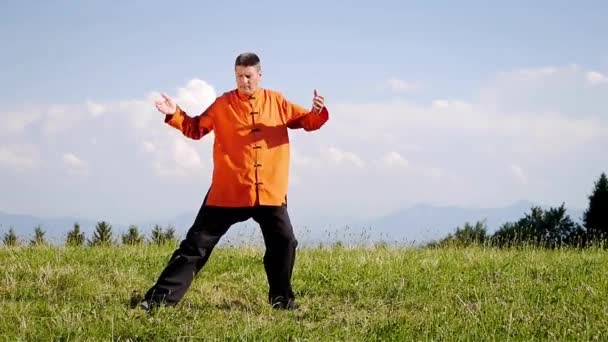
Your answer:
[236,87,263,101]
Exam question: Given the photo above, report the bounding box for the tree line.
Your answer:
[429,173,608,248]
[2,172,606,249]
[1,221,178,247]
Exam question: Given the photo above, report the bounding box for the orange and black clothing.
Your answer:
[144,88,330,308]
[165,87,329,207]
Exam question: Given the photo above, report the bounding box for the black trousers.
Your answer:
[143,200,298,306]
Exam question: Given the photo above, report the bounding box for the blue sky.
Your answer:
[3,1,606,105]
[1,1,607,226]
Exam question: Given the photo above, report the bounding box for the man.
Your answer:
[140,52,329,311]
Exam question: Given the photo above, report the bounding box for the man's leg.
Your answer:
[252,204,298,309]
[143,204,251,307]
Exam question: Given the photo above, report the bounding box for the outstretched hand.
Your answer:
[311,89,325,113]
[155,93,177,115]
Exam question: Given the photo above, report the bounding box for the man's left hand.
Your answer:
[312,89,325,113]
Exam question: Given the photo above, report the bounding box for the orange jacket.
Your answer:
[165,87,329,207]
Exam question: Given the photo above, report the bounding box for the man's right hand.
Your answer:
[155,93,177,115]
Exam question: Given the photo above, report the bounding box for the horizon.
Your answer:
[0,198,589,247]
[0,198,587,224]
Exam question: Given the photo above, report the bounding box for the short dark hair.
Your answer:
[235,52,261,68]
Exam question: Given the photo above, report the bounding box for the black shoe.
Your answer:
[270,296,298,310]
[139,300,152,311]
[139,299,164,312]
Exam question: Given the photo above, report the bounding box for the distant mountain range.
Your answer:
[353,200,585,245]
[0,200,585,246]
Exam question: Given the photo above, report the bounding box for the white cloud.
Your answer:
[62,153,89,176]
[382,151,409,168]
[108,79,217,180]
[43,105,72,135]
[320,146,365,168]
[318,64,606,211]
[175,79,217,113]
[402,144,423,152]
[152,138,205,178]
[331,97,601,159]
[431,100,449,109]
[509,164,528,185]
[0,145,39,170]
[0,67,605,223]
[42,104,103,136]
[1,111,40,135]
[586,71,608,85]
[431,99,472,110]
[427,167,442,180]
[480,64,606,118]
[291,148,320,168]
[173,138,203,170]
[386,78,419,93]
[142,141,156,153]
[86,101,107,117]
[290,174,301,186]
[118,97,160,131]
[497,65,566,81]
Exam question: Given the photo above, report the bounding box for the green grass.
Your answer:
[1,244,607,340]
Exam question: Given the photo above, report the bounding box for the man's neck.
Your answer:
[237,87,262,100]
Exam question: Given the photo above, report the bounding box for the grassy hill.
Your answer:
[1,244,606,340]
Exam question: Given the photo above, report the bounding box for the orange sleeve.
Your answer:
[281,95,329,131]
[164,103,215,140]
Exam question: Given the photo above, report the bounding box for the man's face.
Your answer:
[235,65,262,95]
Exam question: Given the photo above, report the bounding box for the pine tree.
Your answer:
[3,227,18,246]
[583,172,608,240]
[122,225,144,245]
[66,222,86,247]
[149,224,166,245]
[30,225,47,246]
[88,221,114,246]
[163,225,177,244]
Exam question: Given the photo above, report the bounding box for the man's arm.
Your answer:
[165,106,214,140]
[285,106,329,131]
[155,93,214,140]
[283,90,329,131]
